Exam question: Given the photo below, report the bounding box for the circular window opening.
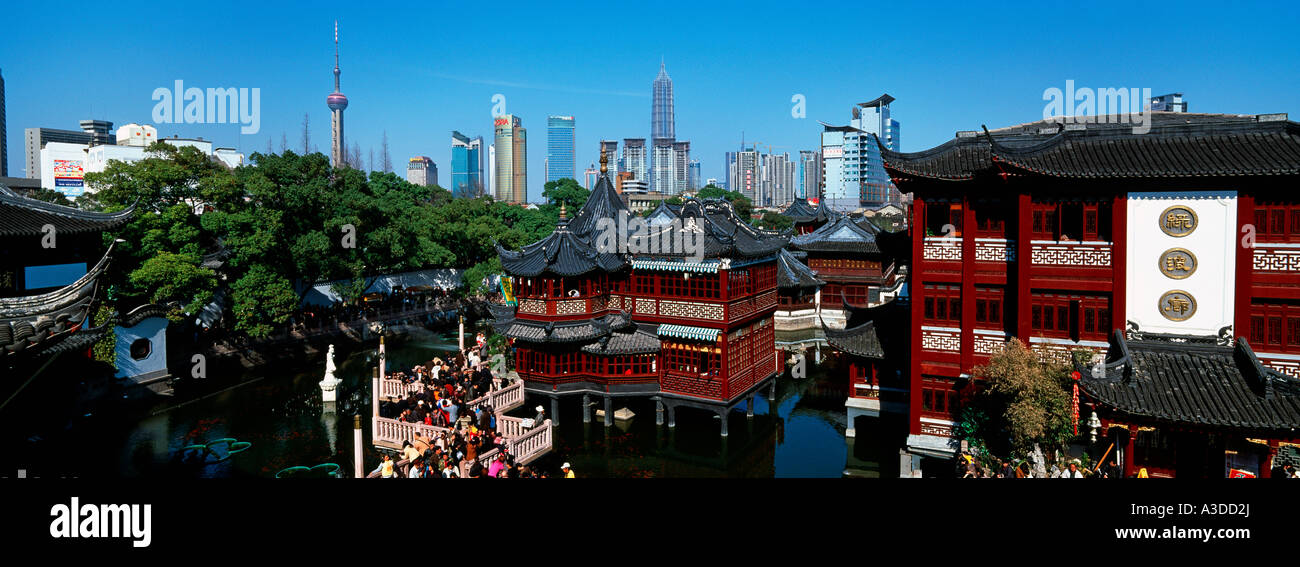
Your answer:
[130,338,151,360]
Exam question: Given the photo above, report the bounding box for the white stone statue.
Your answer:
[320,344,342,403]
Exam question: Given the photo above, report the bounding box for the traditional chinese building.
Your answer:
[492,157,790,434]
[773,248,824,331]
[0,186,131,364]
[1075,331,1300,478]
[788,211,905,329]
[780,196,829,235]
[882,111,1300,475]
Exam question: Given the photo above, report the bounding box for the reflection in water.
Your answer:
[2,327,903,478]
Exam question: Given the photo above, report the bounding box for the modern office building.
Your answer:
[546,115,575,183]
[1,68,6,177]
[488,143,496,198]
[820,94,902,210]
[651,139,676,194]
[451,130,484,198]
[600,140,619,177]
[672,141,691,193]
[493,115,527,203]
[731,148,759,202]
[622,138,646,183]
[24,120,115,180]
[407,156,436,187]
[326,21,349,168]
[798,150,822,200]
[583,163,599,190]
[688,160,701,191]
[650,62,675,192]
[759,152,797,207]
[1150,92,1188,113]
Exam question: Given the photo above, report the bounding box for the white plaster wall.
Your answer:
[1126,191,1236,336]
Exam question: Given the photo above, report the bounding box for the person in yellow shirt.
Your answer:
[561,462,575,478]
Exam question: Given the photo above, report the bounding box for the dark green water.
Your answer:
[2,326,902,478]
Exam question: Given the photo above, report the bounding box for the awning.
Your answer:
[657,324,721,342]
[632,259,720,274]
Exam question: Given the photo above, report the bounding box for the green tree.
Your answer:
[542,178,590,210]
[229,264,299,338]
[695,185,752,220]
[757,211,793,231]
[128,252,217,317]
[960,339,1076,457]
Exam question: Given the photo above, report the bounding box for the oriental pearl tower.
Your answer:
[327,20,349,168]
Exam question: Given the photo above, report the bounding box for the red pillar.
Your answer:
[1111,193,1127,331]
[961,195,976,374]
[1235,193,1255,342]
[1016,192,1033,340]
[909,197,927,436]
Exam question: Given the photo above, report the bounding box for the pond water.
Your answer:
[2,325,906,478]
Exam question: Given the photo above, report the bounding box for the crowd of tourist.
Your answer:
[370,333,569,479]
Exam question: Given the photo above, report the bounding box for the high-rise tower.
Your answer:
[1,67,7,177]
[651,61,674,140]
[650,61,675,192]
[326,21,349,168]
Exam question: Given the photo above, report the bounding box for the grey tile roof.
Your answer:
[0,185,135,236]
[1079,333,1300,433]
[776,248,824,289]
[879,113,1300,182]
[790,213,881,254]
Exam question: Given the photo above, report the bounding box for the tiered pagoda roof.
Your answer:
[790,211,881,255]
[567,173,630,239]
[492,306,635,345]
[1,244,114,358]
[495,219,628,277]
[876,112,1300,184]
[582,323,660,356]
[1079,332,1300,434]
[821,299,884,360]
[780,196,828,225]
[638,198,789,261]
[776,248,824,290]
[0,185,135,236]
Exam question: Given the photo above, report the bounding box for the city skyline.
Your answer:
[1,2,1297,203]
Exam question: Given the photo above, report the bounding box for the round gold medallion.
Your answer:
[1158,248,1197,279]
[1159,205,1198,237]
[1158,290,1196,322]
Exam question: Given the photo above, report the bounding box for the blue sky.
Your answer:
[2,0,1297,202]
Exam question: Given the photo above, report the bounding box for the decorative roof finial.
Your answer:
[599,148,608,174]
[560,201,567,220]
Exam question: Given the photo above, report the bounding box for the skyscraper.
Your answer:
[651,61,675,140]
[600,140,619,177]
[488,143,496,198]
[546,116,575,182]
[650,62,675,191]
[688,160,701,191]
[622,138,646,183]
[723,151,737,191]
[493,115,526,203]
[451,131,483,198]
[651,139,675,194]
[672,141,691,193]
[733,149,759,202]
[1,68,6,177]
[820,94,901,210]
[583,163,599,189]
[326,21,349,168]
[407,156,436,187]
[798,150,822,200]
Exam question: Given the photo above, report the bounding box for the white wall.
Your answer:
[1126,190,1237,336]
